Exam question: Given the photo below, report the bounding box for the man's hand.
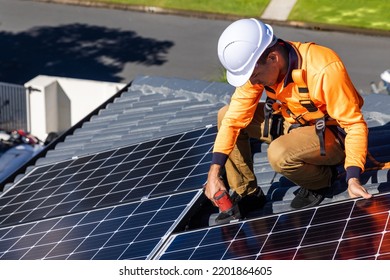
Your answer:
[347,178,372,199]
[204,164,227,203]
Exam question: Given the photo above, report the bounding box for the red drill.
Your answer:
[210,189,241,225]
[213,190,234,212]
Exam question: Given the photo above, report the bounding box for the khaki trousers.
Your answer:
[218,103,345,195]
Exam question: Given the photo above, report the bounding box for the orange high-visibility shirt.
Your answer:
[212,41,368,179]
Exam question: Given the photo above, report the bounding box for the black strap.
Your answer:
[270,114,284,140]
[315,116,326,156]
[263,97,274,138]
[299,99,319,113]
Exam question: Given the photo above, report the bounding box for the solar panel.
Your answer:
[2,122,389,261]
[0,125,218,259]
[0,126,217,227]
[155,192,390,260]
[0,189,202,260]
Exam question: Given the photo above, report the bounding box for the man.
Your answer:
[204,18,372,224]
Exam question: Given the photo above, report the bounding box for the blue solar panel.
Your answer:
[2,123,388,261]
[155,192,390,260]
[0,126,218,259]
[0,189,202,260]
[0,126,217,227]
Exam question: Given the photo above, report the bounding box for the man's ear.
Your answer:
[268,52,278,62]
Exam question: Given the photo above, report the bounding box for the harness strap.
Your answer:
[263,97,274,138]
[292,69,325,119]
[315,116,326,156]
[291,68,328,156]
[263,97,284,140]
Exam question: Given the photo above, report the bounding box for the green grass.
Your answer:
[80,0,390,31]
[289,0,390,31]
[89,0,271,17]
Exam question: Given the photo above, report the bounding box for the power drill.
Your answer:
[213,190,241,223]
[213,190,234,212]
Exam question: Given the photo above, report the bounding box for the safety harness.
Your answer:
[262,42,390,175]
[263,42,334,156]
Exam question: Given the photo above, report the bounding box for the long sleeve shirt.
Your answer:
[211,41,368,181]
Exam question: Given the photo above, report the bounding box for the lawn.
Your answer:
[88,0,271,17]
[289,0,390,31]
[80,0,390,31]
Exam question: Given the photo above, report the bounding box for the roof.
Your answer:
[0,75,389,259]
[31,76,233,167]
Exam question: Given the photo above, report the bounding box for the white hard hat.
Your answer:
[218,18,277,87]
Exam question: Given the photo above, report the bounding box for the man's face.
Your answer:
[249,54,279,86]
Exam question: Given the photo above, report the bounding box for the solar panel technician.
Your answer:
[203,18,372,225]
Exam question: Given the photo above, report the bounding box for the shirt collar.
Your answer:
[283,40,299,87]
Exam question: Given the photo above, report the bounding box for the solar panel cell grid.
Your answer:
[156,193,390,260]
[0,126,219,259]
[0,190,202,260]
[0,126,217,227]
[2,123,388,260]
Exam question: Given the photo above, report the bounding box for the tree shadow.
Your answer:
[0,23,174,84]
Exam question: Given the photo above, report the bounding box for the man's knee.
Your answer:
[267,139,289,173]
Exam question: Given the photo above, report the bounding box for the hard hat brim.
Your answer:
[226,66,255,87]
